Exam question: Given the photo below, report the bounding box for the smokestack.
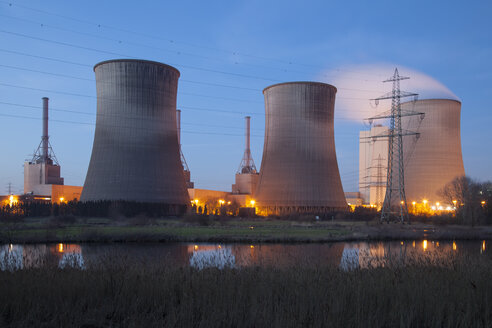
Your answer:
[42,97,49,162]
[245,116,251,162]
[177,109,181,146]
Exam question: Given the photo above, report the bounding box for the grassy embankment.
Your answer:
[0,216,353,244]
[1,255,491,327]
[2,216,492,244]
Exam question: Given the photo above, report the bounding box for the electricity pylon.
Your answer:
[367,68,423,223]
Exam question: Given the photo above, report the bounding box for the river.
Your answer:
[0,240,490,271]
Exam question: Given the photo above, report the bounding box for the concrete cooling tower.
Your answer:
[401,99,465,204]
[80,59,189,206]
[255,82,347,215]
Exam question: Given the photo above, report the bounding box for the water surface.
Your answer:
[1,240,489,271]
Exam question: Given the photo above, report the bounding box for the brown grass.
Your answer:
[0,255,491,327]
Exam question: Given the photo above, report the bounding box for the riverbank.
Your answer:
[1,258,491,327]
[2,216,492,244]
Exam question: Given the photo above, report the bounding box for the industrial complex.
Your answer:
[2,58,468,218]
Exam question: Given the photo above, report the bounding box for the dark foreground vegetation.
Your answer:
[1,256,491,327]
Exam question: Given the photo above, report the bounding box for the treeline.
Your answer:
[0,200,187,219]
[437,176,492,226]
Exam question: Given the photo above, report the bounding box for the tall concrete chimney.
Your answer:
[42,97,49,163]
[245,116,251,164]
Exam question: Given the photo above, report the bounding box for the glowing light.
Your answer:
[249,226,254,230]
[446,206,452,211]
[423,240,428,251]
[194,199,199,205]
[8,195,17,207]
[481,201,486,206]
[453,241,457,251]
[227,201,231,205]
[452,200,457,206]
[400,201,404,205]
[412,241,415,248]
[400,241,404,245]
[436,242,440,247]
[250,200,256,207]
[58,243,64,253]
[59,197,65,203]
[218,245,221,249]
[218,199,225,205]
[194,245,198,250]
[412,201,416,206]
[482,240,486,252]
[250,245,254,249]
[423,199,428,205]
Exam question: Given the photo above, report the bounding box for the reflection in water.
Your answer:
[340,247,359,271]
[59,253,85,269]
[0,243,84,271]
[189,247,235,269]
[0,244,23,271]
[0,240,489,271]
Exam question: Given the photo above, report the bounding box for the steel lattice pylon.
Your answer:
[367,68,422,223]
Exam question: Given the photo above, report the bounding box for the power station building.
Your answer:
[23,97,82,202]
[359,98,465,206]
[401,99,465,204]
[359,124,389,207]
[232,116,259,196]
[80,59,189,208]
[255,82,347,214]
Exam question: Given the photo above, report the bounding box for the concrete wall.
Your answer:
[232,173,259,195]
[52,185,83,202]
[255,82,347,214]
[400,99,465,204]
[80,59,189,205]
[24,162,64,194]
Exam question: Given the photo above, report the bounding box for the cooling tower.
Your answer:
[401,99,465,204]
[255,82,347,215]
[80,59,189,206]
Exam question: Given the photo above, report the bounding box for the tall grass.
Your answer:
[0,255,491,327]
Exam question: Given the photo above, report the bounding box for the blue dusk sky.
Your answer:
[0,0,491,194]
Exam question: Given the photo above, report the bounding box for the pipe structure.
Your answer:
[245,116,251,164]
[42,97,49,162]
[255,82,347,215]
[80,59,189,206]
[400,99,465,204]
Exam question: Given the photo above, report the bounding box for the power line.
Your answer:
[0,55,385,94]
[0,1,387,80]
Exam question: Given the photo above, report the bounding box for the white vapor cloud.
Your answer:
[319,63,460,121]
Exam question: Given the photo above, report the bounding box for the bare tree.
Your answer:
[438,176,482,226]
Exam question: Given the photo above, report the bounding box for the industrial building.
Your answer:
[177,109,194,189]
[231,116,259,196]
[359,98,465,207]
[255,82,347,215]
[358,124,389,207]
[80,59,189,208]
[23,97,82,202]
[400,99,465,204]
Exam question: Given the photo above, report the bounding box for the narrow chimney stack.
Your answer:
[42,97,49,162]
[245,116,251,161]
